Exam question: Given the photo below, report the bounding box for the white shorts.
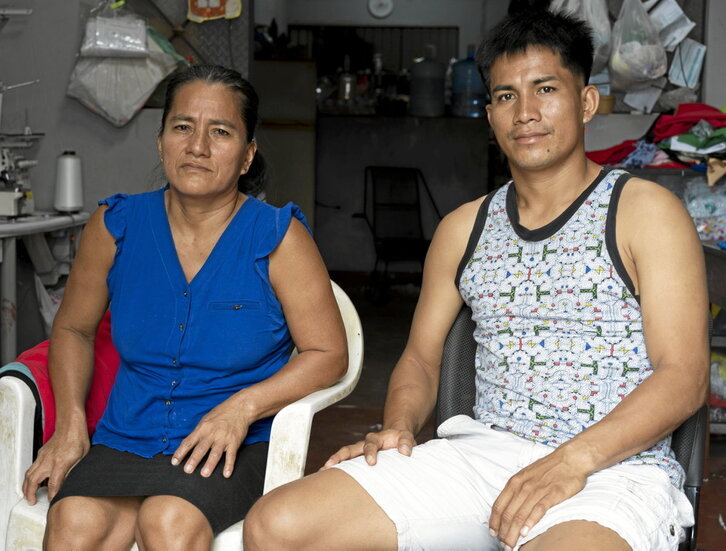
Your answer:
[333,415,694,551]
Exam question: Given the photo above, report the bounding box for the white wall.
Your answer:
[0,1,162,213]
[255,0,507,59]
[704,0,726,107]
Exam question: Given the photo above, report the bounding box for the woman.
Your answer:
[22,65,348,550]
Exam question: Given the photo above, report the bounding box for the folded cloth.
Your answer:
[586,139,638,165]
[15,311,120,443]
[652,103,726,142]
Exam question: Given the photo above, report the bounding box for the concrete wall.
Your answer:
[1,2,161,212]
[704,0,726,107]
[315,115,488,272]
[255,0,508,60]
[0,0,252,214]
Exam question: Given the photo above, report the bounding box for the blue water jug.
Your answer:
[451,44,486,118]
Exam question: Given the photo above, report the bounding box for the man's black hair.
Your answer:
[476,9,594,97]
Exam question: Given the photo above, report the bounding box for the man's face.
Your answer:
[485,47,597,174]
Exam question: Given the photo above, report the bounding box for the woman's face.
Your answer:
[158,80,256,199]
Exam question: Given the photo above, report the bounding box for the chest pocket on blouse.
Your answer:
[208,300,261,311]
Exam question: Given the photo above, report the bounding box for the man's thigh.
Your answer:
[514,463,692,551]
[332,416,524,550]
[521,520,630,551]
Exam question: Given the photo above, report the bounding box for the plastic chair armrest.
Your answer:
[263,370,361,494]
[0,376,37,547]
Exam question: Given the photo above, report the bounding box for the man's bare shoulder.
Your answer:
[617,175,703,265]
[437,195,488,236]
[427,195,488,267]
[619,176,691,223]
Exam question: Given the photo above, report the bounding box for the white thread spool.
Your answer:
[54,150,84,212]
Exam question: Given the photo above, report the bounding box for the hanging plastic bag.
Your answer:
[68,30,181,126]
[609,0,666,91]
[80,0,148,58]
[549,0,580,15]
[549,0,610,76]
[581,0,611,75]
[33,274,65,338]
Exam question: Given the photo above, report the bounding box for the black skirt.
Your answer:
[51,442,268,535]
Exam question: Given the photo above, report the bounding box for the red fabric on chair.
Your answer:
[16,311,120,443]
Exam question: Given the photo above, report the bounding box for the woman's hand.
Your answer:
[22,428,90,505]
[171,395,251,478]
[321,428,417,470]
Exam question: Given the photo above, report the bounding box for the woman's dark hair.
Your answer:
[160,64,267,196]
[476,9,594,98]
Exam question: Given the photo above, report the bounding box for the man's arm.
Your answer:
[491,178,710,547]
[323,198,483,468]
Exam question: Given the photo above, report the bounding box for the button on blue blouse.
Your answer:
[92,189,308,457]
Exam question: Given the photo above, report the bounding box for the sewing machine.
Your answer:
[0,146,36,216]
[0,78,41,216]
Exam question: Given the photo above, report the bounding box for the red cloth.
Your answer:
[16,311,120,443]
[651,103,726,142]
[711,393,726,408]
[585,139,637,165]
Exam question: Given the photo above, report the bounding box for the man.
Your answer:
[244,9,709,551]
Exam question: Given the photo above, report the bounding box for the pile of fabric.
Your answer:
[587,103,726,241]
[587,103,726,177]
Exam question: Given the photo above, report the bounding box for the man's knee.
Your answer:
[244,490,306,550]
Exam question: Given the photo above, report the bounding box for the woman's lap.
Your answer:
[51,442,268,535]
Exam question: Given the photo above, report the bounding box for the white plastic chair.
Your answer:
[0,281,363,551]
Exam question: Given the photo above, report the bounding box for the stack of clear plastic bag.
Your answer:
[683,177,726,241]
[68,30,180,127]
[609,0,666,91]
[80,0,148,58]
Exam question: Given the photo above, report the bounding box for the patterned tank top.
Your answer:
[457,169,684,487]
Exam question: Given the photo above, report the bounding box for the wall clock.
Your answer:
[368,0,394,19]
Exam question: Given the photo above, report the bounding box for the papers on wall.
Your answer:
[589,70,611,97]
[668,38,706,89]
[624,77,666,113]
[648,0,696,52]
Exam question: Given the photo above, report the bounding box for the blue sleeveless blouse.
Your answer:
[92,189,308,457]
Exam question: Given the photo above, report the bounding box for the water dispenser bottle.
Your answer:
[410,45,445,117]
[451,44,486,118]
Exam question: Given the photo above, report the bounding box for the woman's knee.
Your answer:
[46,496,136,550]
[136,496,212,550]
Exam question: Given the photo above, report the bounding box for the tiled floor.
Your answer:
[306,285,726,550]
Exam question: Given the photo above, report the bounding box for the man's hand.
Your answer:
[171,397,250,479]
[489,447,589,548]
[321,428,416,469]
[22,429,90,505]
